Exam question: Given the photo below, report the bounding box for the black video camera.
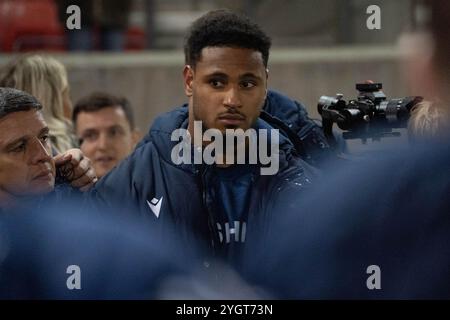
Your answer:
[318,83,423,142]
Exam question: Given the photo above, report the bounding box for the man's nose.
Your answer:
[30,138,52,164]
[223,86,242,109]
[97,132,109,150]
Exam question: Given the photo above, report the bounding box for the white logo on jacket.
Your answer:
[147,197,163,218]
[217,221,247,243]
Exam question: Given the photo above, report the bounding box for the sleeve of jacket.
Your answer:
[86,142,156,215]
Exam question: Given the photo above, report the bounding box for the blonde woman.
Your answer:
[0,54,77,153]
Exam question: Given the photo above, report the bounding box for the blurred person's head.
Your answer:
[400,1,450,141]
[183,9,271,135]
[0,54,75,153]
[404,1,450,104]
[0,87,56,208]
[408,101,450,143]
[72,92,139,178]
[428,0,450,102]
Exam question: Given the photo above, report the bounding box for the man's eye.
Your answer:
[11,143,26,153]
[40,134,49,143]
[209,79,225,88]
[241,80,256,89]
[109,127,123,137]
[82,132,97,141]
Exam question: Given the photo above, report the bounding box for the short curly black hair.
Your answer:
[184,9,272,67]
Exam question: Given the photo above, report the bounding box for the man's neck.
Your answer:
[0,190,17,210]
[0,190,48,212]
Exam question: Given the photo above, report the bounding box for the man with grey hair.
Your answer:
[0,87,97,210]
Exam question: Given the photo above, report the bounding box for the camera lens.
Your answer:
[338,108,362,130]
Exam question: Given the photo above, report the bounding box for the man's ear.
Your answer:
[265,68,269,96]
[183,65,194,97]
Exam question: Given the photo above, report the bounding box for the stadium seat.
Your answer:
[0,0,65,52]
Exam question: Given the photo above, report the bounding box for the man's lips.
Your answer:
[95,156,116,164]
[33,170,54,181]
[218,113,245,125]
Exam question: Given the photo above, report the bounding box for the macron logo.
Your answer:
[147,197,163,218]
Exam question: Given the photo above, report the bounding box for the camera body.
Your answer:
[318,83,423,141]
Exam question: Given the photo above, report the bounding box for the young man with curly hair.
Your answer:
[90,10,317,265]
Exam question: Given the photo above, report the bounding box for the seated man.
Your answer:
[0,87,97,210]
[89,10,315,265]
[72,92,139,178]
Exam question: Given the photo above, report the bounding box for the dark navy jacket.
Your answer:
[90,105,314,260]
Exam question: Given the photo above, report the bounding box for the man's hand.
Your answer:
[54,149,98,192]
